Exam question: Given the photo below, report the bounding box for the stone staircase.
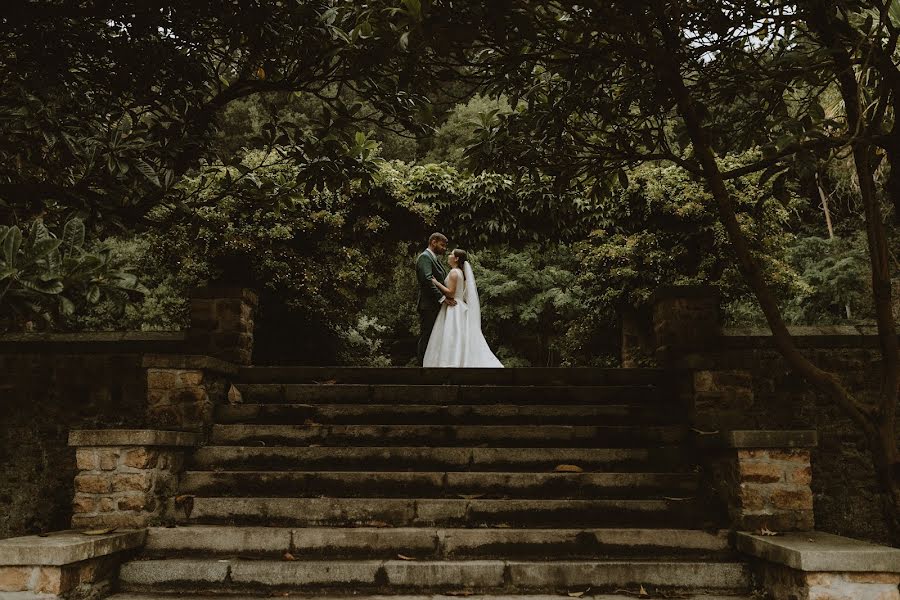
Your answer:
[110,367,753,599]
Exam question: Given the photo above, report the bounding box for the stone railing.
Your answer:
[0,286,256,541]
[622,284,900,541]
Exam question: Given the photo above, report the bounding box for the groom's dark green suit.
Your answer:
[416,249,447,366]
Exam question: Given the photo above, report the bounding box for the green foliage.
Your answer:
[577,155,800,324]
[0,218,145,330]
[423,95,512,169]
[337,315,393,367]
[66,236,191,332]
[145,151,434,356]
[0,2,429,227]
[373,162,596,245]
[473,246,588,367]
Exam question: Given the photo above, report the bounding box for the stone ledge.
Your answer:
[737,531,900,572]
[68,430,200,448]
[0,331,188,354]
[697,430,818,449]
[141,353,238,376]
[0,530,146,566]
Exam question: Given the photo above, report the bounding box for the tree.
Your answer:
[0,1,428,229]
[407,0,900,537]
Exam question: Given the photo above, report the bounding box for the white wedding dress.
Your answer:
[423,263,503,368]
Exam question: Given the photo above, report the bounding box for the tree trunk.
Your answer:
[804,4,900,537]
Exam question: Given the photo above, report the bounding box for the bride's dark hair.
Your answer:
[452,249,468,278]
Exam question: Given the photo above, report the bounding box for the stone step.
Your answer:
[118,558,750,594]
[144,526,732,559]
[110,594,754,600]
[179,471,699,499]
[237,366,667,386]
[215,403,681,425]
[174,497,712,528]
[235,384,666,405]
[209,424,688,447]
[189,446,694,472]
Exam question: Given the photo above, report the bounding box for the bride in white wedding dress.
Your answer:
[422,249,503,368]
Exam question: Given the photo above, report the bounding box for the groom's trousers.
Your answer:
[417,307,440,366]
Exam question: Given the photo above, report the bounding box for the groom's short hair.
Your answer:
[429,232,448,244]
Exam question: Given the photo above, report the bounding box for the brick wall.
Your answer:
[0,334,186,539]
[699,339,896,543]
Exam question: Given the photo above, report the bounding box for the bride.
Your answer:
[422,249,503,368]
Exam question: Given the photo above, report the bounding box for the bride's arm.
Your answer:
[431,270,459,297]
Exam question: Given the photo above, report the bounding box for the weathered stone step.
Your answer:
[209,424,688,447]
[144,525,732,559]
[236,384,665,405]
[237,366,667,386]
[189,446,694,472]
[110,594,755,600]
[215,403,681,425]
[118,558,750,594]
[175,497,710,528]
[179,471,699,499]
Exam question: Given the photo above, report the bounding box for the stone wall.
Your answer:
[644,287,900,544]
[0,333,187,539]
[696,335,897,544]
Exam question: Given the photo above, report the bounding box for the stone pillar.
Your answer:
[701,430,818,532]
[650,285,721,364]
[68,430,199,529]
[188,286,258,365]
[142,354,238,431]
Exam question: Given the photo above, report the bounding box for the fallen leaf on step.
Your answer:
[494,523,511,528]
[37,533,49,537]
[567,589,589,598]
[227,384,243,404]
[445,591,474,597]
[554,464,584,473]
[366,520,391,528]
[457,494,484,500]
[662,496,694,501]
[82,528,116,536]
[758,526,780,536]
[174,494,195,519]
[282,552,296,561]
[397,554,415,561]
[314,379,338,385]
[303,419,322,427]
[639,584,649,596]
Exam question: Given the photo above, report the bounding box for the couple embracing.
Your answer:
[415,233,503,368]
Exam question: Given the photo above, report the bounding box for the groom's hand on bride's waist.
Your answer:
[446,298,458,306]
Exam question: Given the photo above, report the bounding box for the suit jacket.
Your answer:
[416,250,447,312]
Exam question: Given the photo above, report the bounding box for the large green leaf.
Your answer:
[890,0,900,27]
[61,218,85,261]
[135,159,161,187]
[21,278,64,295]
[25,238,63,263]
[86,284,101,303]
[2,226,22,266]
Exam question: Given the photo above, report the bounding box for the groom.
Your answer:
[416,232,456,366]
